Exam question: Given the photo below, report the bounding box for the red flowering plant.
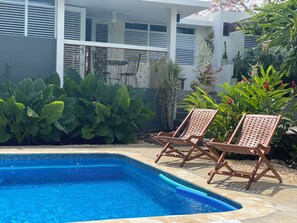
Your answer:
[180,65,297,142]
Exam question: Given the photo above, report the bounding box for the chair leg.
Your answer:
[207,151,227,184]
[155,142,170,164]
[256,152,283,183]
[246,156,263,190]
[180,146,195,167]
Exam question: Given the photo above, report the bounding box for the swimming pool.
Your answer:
[0,154,241,222]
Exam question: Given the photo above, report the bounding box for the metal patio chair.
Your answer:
[119,54,141,87]
[206,114,282,190]
[152,108,220,167]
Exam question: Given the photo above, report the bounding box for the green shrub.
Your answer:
[0,71,155,145]
[181,65,297,143]
[0,78,64,144]
[61,71,155,143]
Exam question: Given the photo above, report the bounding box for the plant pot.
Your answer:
[201,85,213,93]
[178,77,186,90]
[221,57,228,66]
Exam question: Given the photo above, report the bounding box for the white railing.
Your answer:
[64,40,168,88]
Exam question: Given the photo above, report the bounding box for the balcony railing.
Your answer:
[64,40,167,88]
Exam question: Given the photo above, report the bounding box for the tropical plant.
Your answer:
[0,78,64,144]
[192,40,221,91]
[0,70,155,145]
[61,71,155,143]
[156,59,183,131]
[180,65,297,142]
[241,0,297,79]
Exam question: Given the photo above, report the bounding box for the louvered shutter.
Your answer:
[176,33,195,65]
[244,35,260,57]
[0,1,25,36]
[149,32,166,48]
[64,10,81,40]
[124,30,148,46]
[28,4,55,38]
[96,24,108,42]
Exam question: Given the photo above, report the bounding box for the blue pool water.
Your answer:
[0,154,241,222]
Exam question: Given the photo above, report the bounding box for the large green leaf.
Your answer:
[14,89,29,105]
[34,78,46,93]
[116,86,130,110]
[0,113,7,127]
[94,125,108,136]
[25,123,39,137]
[81,126,95,139]
[10,122,23,134]
[0,99,9,113]
[44,73,61,86]
[80,73,99,99]
[128,99,143,118]
[27,107,40,118]
[41,101,64,124]
[0,129,12,143]
[64,78,84,98]
[6,97,25,114]
[18,78,34,99]
[95,103,111,122]
[65,68,82,85]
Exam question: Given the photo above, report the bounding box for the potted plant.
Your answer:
[192,40,221,93]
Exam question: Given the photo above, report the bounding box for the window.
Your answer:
[64,6,86,41]
[176,27,195,66]
[0,0,55,38]
[0,1,25,36]
[124,23,148,46]
[149,25,166,48]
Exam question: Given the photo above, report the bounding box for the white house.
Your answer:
[0,0,251,90]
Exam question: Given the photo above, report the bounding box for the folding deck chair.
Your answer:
[206,114,282,190]
[152,108,219,167]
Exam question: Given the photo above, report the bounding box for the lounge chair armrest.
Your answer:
[209,138,221,143]
[188,134,205,141]
[257,144,271,153]
[156,131,176,137]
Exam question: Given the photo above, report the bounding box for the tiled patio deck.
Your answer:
[0,143,296,223]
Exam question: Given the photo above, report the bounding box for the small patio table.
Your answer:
[107,60,128,84]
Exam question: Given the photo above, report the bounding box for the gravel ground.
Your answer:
[226,159,297,184]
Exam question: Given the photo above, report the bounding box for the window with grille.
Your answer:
[0,0,55,38]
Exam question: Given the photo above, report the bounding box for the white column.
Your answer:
[167,7,177,61]
[56,0,65,87]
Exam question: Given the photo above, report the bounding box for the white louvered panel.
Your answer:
[28,5,55,38]
[176,33,195,65]
[0,2,25,36]
[124,30,148,46]
[64,10,81,40]
[244,35,258,49]
[96,24,108,42]
[64,45,81,73]
[149,31,166,48]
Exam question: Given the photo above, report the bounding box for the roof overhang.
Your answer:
[66,0,210,24]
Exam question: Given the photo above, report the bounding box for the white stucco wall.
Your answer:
[212,11,251,68]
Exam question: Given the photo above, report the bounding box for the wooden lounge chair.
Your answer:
[152,108,219,167]
[206,114,282,190]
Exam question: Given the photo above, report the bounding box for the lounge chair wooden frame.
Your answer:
[206,114,282,190]
[152,108,219,167]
